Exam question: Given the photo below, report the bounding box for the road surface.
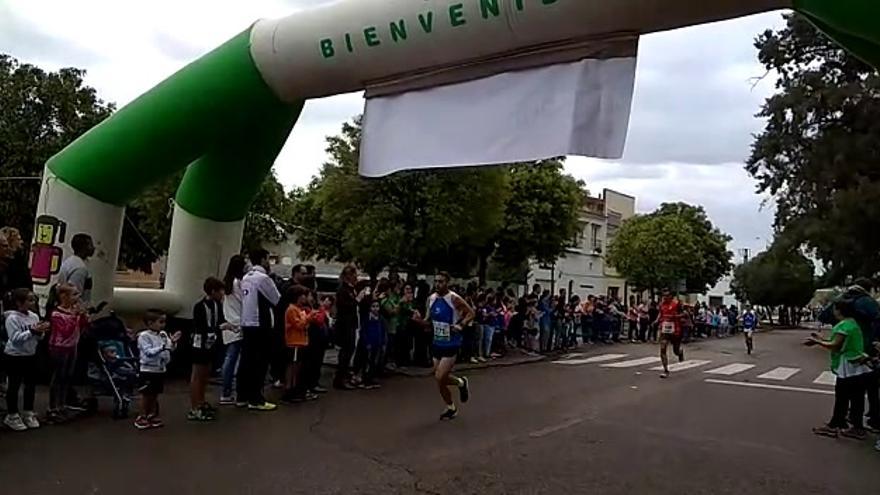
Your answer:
[1,328,878,494]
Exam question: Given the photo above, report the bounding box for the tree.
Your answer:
[651,203,733,293]
[292,117,585,282]
[0,54,114,240]
[492,161,584,275]
[120,171,295,272]
[747,14,880,283]
[731,242,815,325]
[606,203,732,293]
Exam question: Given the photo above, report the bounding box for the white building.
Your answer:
[528,189,636,300]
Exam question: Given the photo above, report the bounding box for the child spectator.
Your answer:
[46,284,89,423]
[282,285,317,402]
[361,300,385,390]
[3,288,49,431]
[189,277,225,421]
[135,309,181,430]
[305,295,333,394]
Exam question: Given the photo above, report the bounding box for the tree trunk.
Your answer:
[478,253,489,287]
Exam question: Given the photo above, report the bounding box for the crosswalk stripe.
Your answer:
[552,353,629,365]
[704,363,756,376]
[757,367,800,381]
[650,360,712,372]
[601,356,661,368]
[813,371,836,386]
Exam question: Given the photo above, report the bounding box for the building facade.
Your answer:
[528,188,636,300]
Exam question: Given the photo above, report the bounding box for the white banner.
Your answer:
[359,56,637,177]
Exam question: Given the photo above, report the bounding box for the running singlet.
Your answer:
[429,293,462,349]
[743,312,757,330]
[659,300,681,336]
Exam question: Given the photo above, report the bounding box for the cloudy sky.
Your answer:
[1,0,785,260]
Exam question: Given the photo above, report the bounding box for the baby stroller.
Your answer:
[86,312,138,419]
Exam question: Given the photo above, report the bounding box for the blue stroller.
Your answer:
[86,313,138,419]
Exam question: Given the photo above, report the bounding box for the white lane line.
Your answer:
[705,363,756,376]
[529,418,585,438]
[560,353,587,360]
[813,371,836,386]
[552,353,628,365]
[601,356,661,368]
[650,360,712,372]
[705,379,834,396]
[757,367,801,381]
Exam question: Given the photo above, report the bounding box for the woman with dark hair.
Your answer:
[807,299,873,439]
[218,255,246,405]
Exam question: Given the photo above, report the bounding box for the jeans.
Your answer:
[481,325,495,357]
[829,373,869,429]
[49,349,78,410]
[4,354,37,414]
[539,321,551,352]
[237,327,271,406]
[221,340,242,398]
[474,325,485,357]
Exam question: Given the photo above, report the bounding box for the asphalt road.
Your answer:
[2,328,878,494]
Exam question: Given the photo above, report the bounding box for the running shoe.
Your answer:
[148,416,165,428]
[660,371,670,379]
[840,428,867,440]
[812,425,839,438]
[219,396,236,406]
[440,407,458,420]
[248,402,278,411]
[187,409,214,422]
[133,416,152,430]
[21,411,40,429]
[4,414,27,432]
[458,377,470,403]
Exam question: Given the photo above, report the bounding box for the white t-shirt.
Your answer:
[57,255,92,304]
[240,266,281,328]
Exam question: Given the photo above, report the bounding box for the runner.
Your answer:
[426,271,475,420]
[655,289,685,378]
[742,306,758,355]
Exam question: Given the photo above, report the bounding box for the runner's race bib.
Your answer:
[433,321,451,342]
[661,321,675,335]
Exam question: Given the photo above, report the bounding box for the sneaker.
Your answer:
[439,407,458,420]
[187,409,214,422]
[201,403,217,415]
[840,428,867,440]
[235,401,248,408]
[660,372,670,379]
[4,413,28,432]
[133,416,152,430]
[272,380,285,389]
[812,425,840,438]
[363,383,381,391]
[45,409,67,424]
[248,402,277,411]
[310,386,329,394]
[219,396,236,405]
[469,357,479,364]
[476,357,488,363]
[305,392,320,400]
[21,411,40,429]
[458,377,470,403]
[148,416,164,428]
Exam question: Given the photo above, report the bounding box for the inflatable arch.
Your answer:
[30,0,878,317]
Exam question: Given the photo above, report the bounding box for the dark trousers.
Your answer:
[638,319,649,341]
[627,320,637,341]
[269,328,287,383]
[5,354,37,414]
[829,374,869,429]
[865,369,880,426]
[49,350,77,410]
[581,317,593,343]
[647,323,658,342]
[363,345,382,384]
[334,327,356,386]
[237,327,271,406]
[305,327,327,389]
[412,325,432,366]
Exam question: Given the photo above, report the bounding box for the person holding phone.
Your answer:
[3,288,48,431]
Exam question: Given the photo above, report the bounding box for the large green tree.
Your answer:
[292,117,584,281]
[747,14,880,283]
[0,54,114,239]
[731,242,815,324]
[606,203,732,293]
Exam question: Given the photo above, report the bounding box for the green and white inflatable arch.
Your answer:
[31,0,879,317]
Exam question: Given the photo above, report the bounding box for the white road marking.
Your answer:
[650,360,712,372]
[757,367,801,381]
[813,371,836,386]
[704,363,756,376]
[552,353,628,365]
[601,356,661,368]
[529,418,585,438]
[705,379,834,396]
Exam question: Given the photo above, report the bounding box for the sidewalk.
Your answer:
[322,347,546,377]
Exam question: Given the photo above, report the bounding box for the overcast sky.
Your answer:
[1,0,785,260]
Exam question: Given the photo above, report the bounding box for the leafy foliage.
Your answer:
[747,14,880,283]
[291,117,584,279]
[0,54,114,240]
[606,203,732,293]
[731,243,815,308]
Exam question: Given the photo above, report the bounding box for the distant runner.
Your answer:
[426,271,475,420]
[742,306,758,355]
[655,289,685,378]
